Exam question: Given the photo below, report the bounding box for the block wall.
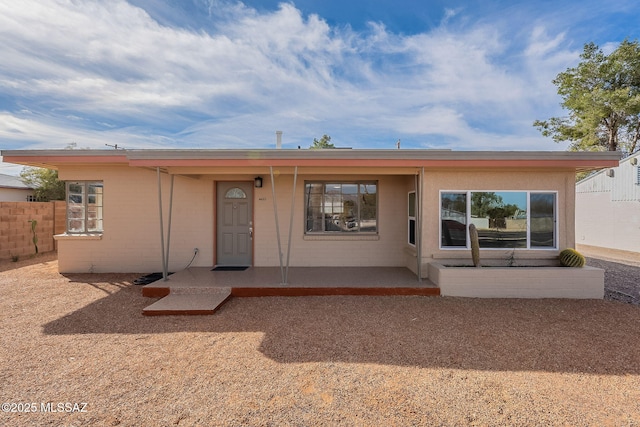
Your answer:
[0,201,66,260]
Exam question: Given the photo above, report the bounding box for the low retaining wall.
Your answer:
[0,201,66,260]
[428,262,604,299]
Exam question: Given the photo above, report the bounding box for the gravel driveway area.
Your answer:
[590,257,640,305]
[1,252,640,426]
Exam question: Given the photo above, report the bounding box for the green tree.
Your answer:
[19,167,65,201]
[310,134,335,149]
[534,39,640,154]
[470,192,503,218]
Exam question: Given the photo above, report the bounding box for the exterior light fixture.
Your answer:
[254,176,263,188]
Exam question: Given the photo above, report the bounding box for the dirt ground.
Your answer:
[1,252,640,426]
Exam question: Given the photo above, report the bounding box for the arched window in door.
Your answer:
[225,187,247,199]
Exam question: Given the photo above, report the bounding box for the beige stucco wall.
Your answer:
[255,175,406,267]
[55,166,413,272]
[58,166,406,272]
[428,262,604,298]
[254,174,408,268]
[420,168,576,274]
[54,165,577,274]
[57,166,215,273]
[402,176,420,275]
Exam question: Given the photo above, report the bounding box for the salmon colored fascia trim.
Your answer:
[127,158,619,168]
[3,155,618,169]
[3,155,128,164]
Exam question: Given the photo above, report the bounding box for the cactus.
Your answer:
[559,248,585,267]
[469,223,481,267]
[28,219,38,254]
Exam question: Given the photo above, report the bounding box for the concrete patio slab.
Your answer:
[142,267,438,298]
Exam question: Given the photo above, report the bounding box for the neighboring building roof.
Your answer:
[576,150,640,186]
[0,149,622,171]
[0,173,31,189]
[576,150,640,202]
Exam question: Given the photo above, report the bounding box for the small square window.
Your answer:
[66,181,103,233]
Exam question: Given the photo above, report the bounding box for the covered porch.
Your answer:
[141,150,431,283]
[142,266,440,315]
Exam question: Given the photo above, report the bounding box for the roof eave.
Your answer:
[0,149,622,170]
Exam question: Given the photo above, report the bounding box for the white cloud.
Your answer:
[441,8,461,26]
[0,0,597,157]
[0,112,169,149]
[518,27,583,127]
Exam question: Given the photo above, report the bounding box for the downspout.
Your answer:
[284,166,298,284]
[270,166,285,284]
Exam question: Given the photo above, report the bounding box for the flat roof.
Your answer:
[0,148,622,170]
[0,173,31,189]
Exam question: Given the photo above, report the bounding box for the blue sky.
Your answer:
[1,0,640,174]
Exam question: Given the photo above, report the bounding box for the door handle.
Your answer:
[249,227,253,239]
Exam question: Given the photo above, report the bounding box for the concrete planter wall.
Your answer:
[427,262,604,299]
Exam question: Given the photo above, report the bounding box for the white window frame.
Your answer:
[439,190,557,250]
[304,181,378,234]
[408,191,416,246]
[66,181,104,234]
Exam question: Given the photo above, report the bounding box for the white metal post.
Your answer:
[157,167,167,280]
[270,166,285,284]
[284,166,298,284]
[417,167,424,282]
[165,174,175,277]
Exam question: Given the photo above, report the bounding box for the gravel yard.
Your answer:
[1,252,640,426]
[592,257,640,305]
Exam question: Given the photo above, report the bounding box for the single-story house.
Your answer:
[1,148,620,298]
[575,150,640,254]
[0,173,34,202]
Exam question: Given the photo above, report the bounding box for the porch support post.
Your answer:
[416,167,424,282]
[157,167,168,281]
[165,174,175,278]
[270,166,286,284]
[284,166,298,284]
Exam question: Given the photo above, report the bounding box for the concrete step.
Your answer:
[143,288,232,316]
